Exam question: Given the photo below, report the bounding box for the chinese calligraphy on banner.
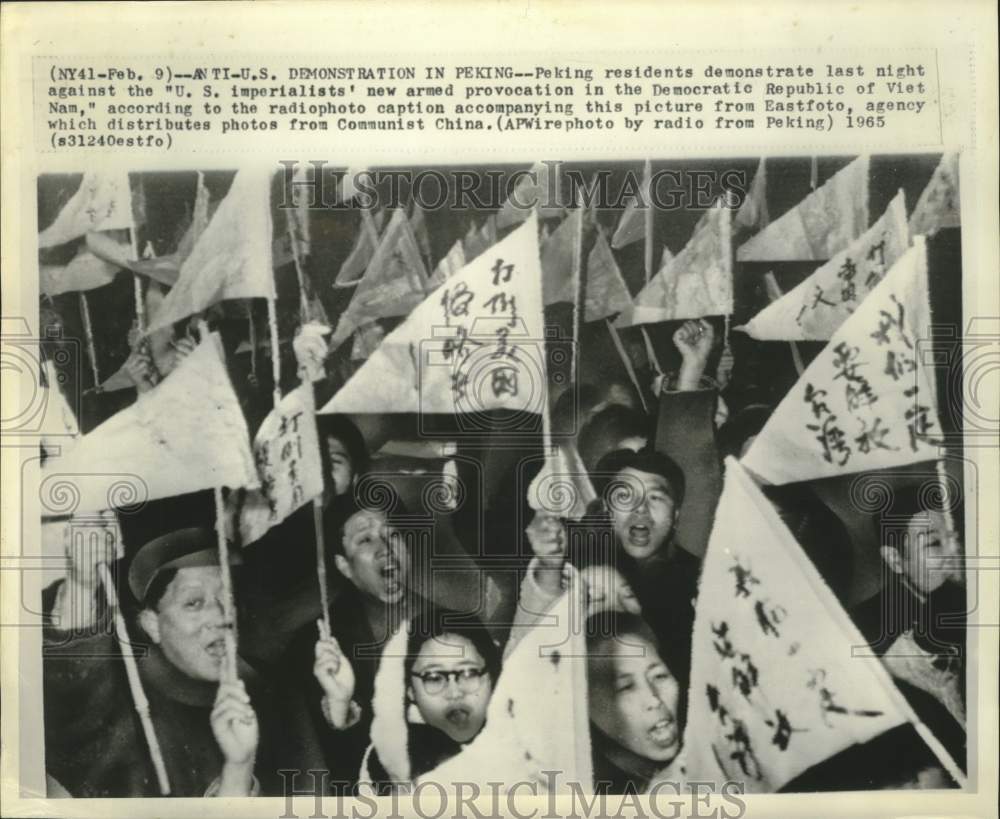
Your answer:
[740,190,910,341]
[682,459,907,793]
[319,214,545,416]
[234,384,323,546]
[38,171,134,249]
[741,237,941,485]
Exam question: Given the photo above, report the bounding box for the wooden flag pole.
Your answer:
[643,159,654,285]
[78,292,100,387]
[571,193,584,356]
[128,176,146,331]
[266,296,282,408]
[213,486,240,683]
[763,271,806,376]
[97,563,171,795]
[287,209,311,323]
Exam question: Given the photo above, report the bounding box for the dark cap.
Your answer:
[128,526,242,603]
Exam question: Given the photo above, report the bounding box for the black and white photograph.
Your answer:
[29,154,972,800]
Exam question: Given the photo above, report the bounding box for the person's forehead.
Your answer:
[414,633,483,667]
[618,467,671,494]
[346,509,385,533]
[165,566,222,595]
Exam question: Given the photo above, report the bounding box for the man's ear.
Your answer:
[334,553,353,582]
[881,545,904,575]
[138,608,161,644]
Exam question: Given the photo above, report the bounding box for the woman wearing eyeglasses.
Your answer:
[313,606,501,793]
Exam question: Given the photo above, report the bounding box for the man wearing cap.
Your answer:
[43,526,309,797]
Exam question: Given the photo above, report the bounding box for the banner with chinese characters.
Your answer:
[38,171,134,249]
[615,198,733,325]
[234,384,323,547]
[736,156,870,262]
[319,214,545,415]
[741,237,941,484]
[909,152,960,236]
[740,190,909,341]
[682,458,907,793]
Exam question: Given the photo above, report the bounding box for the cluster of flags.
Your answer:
[35,152,963,790]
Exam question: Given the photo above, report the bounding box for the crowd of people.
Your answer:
[37,160,968,799]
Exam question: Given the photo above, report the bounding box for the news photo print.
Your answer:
[29,153,972,803]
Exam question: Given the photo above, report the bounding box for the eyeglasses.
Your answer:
[410,667,488,696]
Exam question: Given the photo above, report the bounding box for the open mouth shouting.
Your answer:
[204,637,227,661]
[647,716,677,749]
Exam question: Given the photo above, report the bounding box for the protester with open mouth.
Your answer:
[43,527,308,797]
[585,609,686,793]
[320,606,502,793]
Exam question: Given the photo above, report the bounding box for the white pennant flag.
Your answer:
[734,157,769,232]
[909,153,960,236]
[742,237,942,484]
[42,333,257,512]
[616,199,733,326]
[40,245,121,297]
[422,578,593,792]
[682,458,908,792]
[740,190,910,341]
[737,156,870,262]
[329,208,429,351]
[320,215,545,416]
[146,169,275,333]
[233,384,323,546]
[39,172,134,249]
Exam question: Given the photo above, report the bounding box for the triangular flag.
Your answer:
[542,219,632,321]
[737,156,870,262]
[232,384,323,546]
[146,170,275,333]
[682,458,908,792]
[334,209,381,287]
[39,245,120,297]
[329,209,429,351]
[320,215,544,415]
[527,444,596,520]
[742,237,941,484]
[540,209,581,306]
[616,199,733,326]
[39,172,133,249]
[909,153,960,236]
[496,162,563,228]
[611,190,647,250]
[42,333,257,512]
[421,579,594,792]
[85,175,211,289]
[427,239,466,289]
[734,157,769,232]
[583,228,634,321]
[740,190,910,341]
